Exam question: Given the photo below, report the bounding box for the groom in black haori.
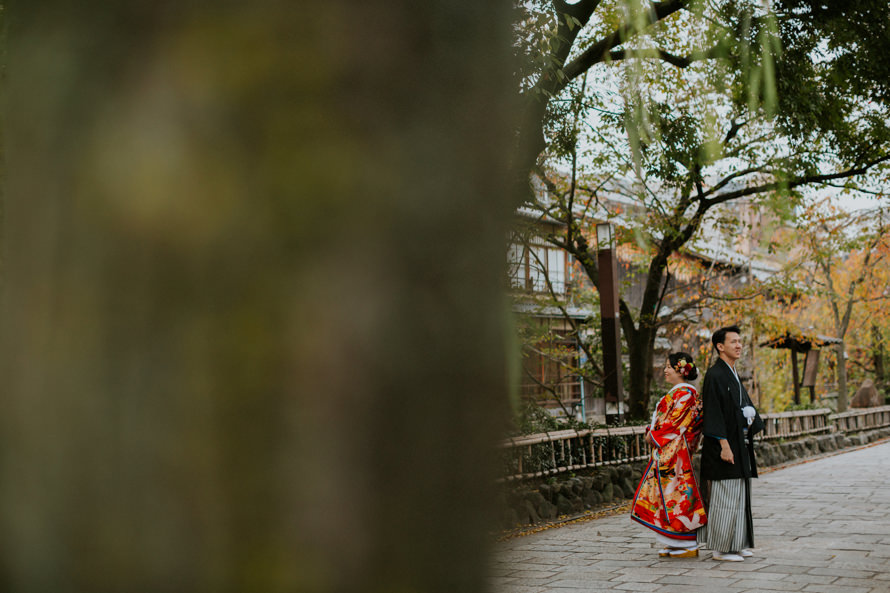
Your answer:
[697,325,765,562]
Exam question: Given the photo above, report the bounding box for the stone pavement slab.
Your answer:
[492,440,890,593]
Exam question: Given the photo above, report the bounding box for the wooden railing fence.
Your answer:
[501,425,649,481]
[501,405,890,481]
[832,405,890,434]
[759,408,833,440]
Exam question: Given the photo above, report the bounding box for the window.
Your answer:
[508,241,569,294]
[520,328,583,411]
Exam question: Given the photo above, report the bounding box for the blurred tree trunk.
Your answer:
[1,2,517,592]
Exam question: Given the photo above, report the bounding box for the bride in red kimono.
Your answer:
[631,352,707,558]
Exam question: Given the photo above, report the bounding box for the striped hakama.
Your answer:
[697,478,754,553]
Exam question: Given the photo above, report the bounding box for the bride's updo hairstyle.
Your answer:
[668,352,698,381]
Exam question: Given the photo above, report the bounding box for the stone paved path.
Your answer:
[491,440,890,593]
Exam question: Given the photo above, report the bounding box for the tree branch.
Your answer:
[521,366,575,418]
[607,38,732,68]
[724,118,750,144]
[618,298,637,339]
[818,181,887,196]
[701,155,890,208]
[838,230,885,333]
[526,239,602,375]
[553,0,603,19]
[562,0,690,82]
[655,270,672,317]
[698,166,771,199]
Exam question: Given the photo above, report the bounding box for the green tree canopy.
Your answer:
[513,0,890,419]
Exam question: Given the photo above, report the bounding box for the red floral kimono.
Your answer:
[631,383,706,541]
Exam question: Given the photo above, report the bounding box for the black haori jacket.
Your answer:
[700,358,765,481]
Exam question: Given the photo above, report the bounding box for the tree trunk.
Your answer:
[623,318,658,421]
[874,324,886,397]
[513,5,595,199]
[836,341,849,412]
[2,2,516,592]
[791,350,802,406]
[749,331,760,406]
[620,247,673,420]
[626,333,656,421]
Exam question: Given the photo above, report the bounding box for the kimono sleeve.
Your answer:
[648,388,696,449]
[701,372,728,440]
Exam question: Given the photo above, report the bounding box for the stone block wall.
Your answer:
[499,427,890,533]
[500,462,647,529]
[753,428,890,468]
